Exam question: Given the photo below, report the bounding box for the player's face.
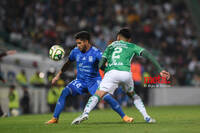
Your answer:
[76,39,87,52]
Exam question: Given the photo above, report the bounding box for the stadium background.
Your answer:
[0,0,200,116]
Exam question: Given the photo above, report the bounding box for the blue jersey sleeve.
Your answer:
[68,48,76,61]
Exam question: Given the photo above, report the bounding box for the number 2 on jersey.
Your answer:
[112,47,122,59]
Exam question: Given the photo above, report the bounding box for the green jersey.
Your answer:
[102,40,144,72]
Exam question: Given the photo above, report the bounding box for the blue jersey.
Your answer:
[68,46,102,80]
[53,46,103,118]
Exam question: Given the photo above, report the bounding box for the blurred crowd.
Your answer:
[0,0,199,86]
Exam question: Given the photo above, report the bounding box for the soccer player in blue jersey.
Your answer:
[46,31,131,124]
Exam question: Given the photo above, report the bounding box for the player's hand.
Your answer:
[51,76,59,85]
[160,70,170,80]
[52,71,62,85]
[6,50,17,55]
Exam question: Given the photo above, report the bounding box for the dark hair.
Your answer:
[74,31,91,41]
[117,27,131,39]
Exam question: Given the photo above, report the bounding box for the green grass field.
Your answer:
[0,106,200,133]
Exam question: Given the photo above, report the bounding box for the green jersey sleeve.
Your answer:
[134,45,144,56]
[102,45,111,59]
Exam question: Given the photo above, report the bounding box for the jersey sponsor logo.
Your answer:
[82,57,86,60]
[112,42,128,48]
[108,61,123,66]
[78,63,91,72]
[79,68,90,72]
[78,63,91,68]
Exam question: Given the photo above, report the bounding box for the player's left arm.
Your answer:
[99,57,107,71]
[140,49,170,80]
[98,46,110,71]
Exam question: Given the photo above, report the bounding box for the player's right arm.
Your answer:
[52,59,72,84]
[134,45,170,79]
[52,48,76,85]
[140,49,170,80]
[0,50,16,58]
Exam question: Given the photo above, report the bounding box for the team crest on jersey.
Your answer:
[89,56,93,62]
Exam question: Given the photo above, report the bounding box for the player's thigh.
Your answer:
[67,79,86,96]
[119,72,134,93]
[99,70,119,95]
[88,77,101,95]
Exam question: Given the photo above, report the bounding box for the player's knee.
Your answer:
[127,91,134,97]
[61,86,72,97]
[95,90,107,98]
[132,93,141,100]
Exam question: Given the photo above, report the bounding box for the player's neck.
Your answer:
[85,44,92,52]
[118,36,131,43]
[121,39,130,42]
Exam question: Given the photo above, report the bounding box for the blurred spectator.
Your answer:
[46,67,56,89]
[191,74,200,86]
[188,57,198,73]
[20,85,30,114]
[16,69,28,87]
[57,79,65,95]
[47,85,60,112]
[131,60,145,98]
[30,71,46,114]
[8,85,20,116]
[142,71,151,104]
[30,71,45,87]
[7,70,16,84]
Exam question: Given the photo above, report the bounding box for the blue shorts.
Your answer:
[65,77,101,96]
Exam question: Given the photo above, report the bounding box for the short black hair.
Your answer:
[117,28,131,39]
[74,31,91,41]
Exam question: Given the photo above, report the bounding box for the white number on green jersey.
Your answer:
[112,47,122,59]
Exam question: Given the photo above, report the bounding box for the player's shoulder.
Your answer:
[71,47,80,52]
[73,47,79,50]
[107,41,118,48]
[109,40,133,48]
[91,46,99,51]
[91,46,102,53]
[121,41,139,48]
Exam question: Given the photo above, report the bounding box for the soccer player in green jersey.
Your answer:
[72,28,170,124]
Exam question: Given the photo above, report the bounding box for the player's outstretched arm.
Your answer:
[99,57,107,71]
[52,59,72,85]
[6,50,17,55]
[141,50,170,80]
[0,50,16,58]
